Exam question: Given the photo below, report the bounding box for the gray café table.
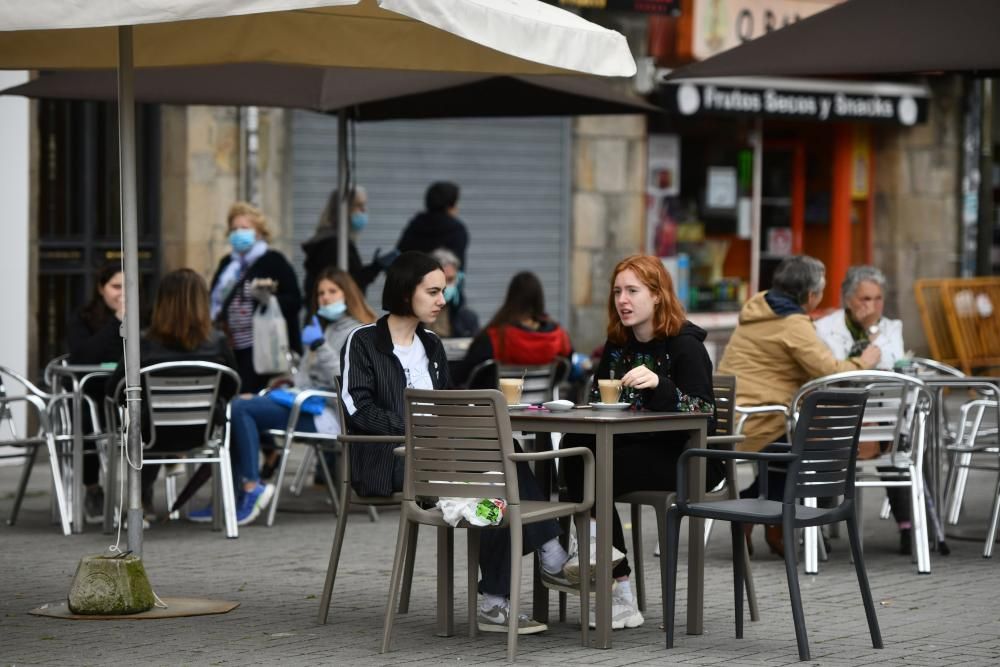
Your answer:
[509,406,711,649]
[48,363,113,533]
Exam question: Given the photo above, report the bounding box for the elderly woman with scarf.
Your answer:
[210,201,302,393]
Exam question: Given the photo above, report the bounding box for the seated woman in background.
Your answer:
[341,251,570,635]
[560,254,719,631]
[67,262,125,523]
[192,268,377,526]
[456,271,571,388]
[105,269,237,527]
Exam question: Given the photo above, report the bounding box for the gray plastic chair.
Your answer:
[664,388,881,662]
[620,374,759,621]
[380,388,594,663]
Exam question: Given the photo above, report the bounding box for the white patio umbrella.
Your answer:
[0,0,636,557]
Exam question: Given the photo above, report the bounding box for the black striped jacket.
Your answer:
[340,315,450,496]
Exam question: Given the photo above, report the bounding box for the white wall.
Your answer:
[0,70,30,452]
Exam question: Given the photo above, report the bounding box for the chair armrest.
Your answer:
[706,434,745,448]
[508,446,595,507]
[674,448,795,504]
[279,388,340,431]
[337,434,405,445]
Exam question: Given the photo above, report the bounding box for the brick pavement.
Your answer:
[1,456,999,666]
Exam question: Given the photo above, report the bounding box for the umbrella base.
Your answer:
[30,597,239,620]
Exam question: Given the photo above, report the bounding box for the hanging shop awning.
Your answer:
[656,73,930,126]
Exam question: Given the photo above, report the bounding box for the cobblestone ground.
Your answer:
[2,453,999,666]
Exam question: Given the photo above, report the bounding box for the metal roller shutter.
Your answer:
[291,112,572,326]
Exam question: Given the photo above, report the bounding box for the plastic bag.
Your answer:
[252,295,290,375]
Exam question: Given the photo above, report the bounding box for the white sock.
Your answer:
[539,538,569,574]
[481,593,508,612]
[615,579,633,602]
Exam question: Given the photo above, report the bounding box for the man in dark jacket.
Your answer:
[396,181,469,270]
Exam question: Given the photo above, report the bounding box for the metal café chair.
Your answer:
[380,388,594,662]
[664,388,881,662]
[791,370,934,574]
[105,361,241,537]
[0,366,72,535]
[620,374,760,621]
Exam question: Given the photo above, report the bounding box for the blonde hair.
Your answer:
[227,201,272,242]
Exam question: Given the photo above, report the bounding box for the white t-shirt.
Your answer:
[394,336,433,390]
[814,309,905,370]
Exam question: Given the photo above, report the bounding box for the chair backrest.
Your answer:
[497,362,563,405]
[712,374,737,437]
[402,388,518,505]
[784,388,869,505]
[109,361,240,450]
[908,357,965,378]
[791,370,929,462]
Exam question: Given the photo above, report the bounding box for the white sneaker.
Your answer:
[589,582,644,630]
[563,544,626,584]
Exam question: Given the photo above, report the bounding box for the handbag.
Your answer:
[266,388,325,415]
[252,295,291,375]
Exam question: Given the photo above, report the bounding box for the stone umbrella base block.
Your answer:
[29,597,239,620]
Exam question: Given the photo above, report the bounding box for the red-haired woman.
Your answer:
[557,255,720,630]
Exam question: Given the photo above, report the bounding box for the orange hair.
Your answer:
[606,254,686,345]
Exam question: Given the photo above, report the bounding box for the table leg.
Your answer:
[72,387,84,533]
[595,423,613,649]
[436,527,454,637]
[532,432,553,624]
[686,422,707,635]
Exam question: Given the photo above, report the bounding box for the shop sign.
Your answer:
[661,80,928,125]
[547,0,678,14]
[691,0,841,60]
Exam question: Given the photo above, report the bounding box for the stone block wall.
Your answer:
[569,114,647,355]
[872,76,963,355]
[159,106,291,281]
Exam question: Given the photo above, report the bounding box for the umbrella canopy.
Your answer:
[1,64,656,118]
[665,0,1000,79]
[0,0,635,77]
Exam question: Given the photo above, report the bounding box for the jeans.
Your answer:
[230,395,315,485]
[476,443,562,596]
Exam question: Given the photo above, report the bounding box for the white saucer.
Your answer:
[589,402,630,411]
[543,400,574,412]
[507,403,531,410]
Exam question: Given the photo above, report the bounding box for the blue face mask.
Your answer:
[443,284,459,304]
[229,228,256,254]
[317,300,347,321]
[349,211,368,231]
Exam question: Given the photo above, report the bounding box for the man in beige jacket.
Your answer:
[718,255,880,554]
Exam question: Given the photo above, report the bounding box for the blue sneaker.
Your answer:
[187,504,213,523]
[236,483,274,526]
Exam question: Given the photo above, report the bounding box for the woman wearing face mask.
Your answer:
[302,186,397,299]
[455,271,570,388]
[559,255,721,631]
[210,201,302,393]
[191,268,377,526]
[66,262,127,523]
[427,247,479,339]
[341,251,568,635]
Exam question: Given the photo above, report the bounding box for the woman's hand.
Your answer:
[620,365,659,390]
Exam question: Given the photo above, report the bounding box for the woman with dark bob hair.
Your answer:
[105,268,237,523]
[457,271,571,387]
[560,254,720,631]
[340,251,571,635]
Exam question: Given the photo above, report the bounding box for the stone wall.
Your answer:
[569,115,647,355]
[159,106,291,281]
[872,76,963,356]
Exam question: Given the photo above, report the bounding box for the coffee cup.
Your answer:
[499,378,523,405]
[598,378,623,404]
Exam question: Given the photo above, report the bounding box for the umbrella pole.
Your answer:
[117,25,145,557]
[336,109,349,271]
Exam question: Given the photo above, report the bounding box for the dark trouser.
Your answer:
[876,466,912,524]
[562,433,724,579]
[739,442,788,502]
[477,444,562,596]
[233,347,274,395]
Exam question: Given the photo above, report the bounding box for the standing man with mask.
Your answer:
[428,247,479,338]
[396,181,469,271]
[302,185,398,298]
